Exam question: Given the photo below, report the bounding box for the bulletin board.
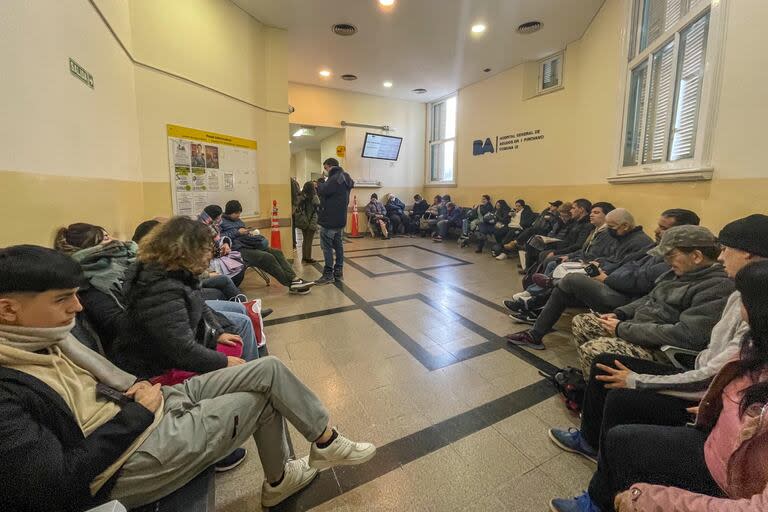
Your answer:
[167,124,260,217]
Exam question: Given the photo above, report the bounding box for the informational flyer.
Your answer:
[167,125,259,217]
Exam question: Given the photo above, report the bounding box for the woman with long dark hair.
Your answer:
[476,199,511,253]
[294,181,320,263]
[551,260,768,511]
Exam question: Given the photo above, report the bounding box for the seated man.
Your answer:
[503,200,562,253]
[547,198,595,258]
[506,208,699,340]
[432,201,463,242]
[365,193,391,239]
[546,214,768,464]
[512,207,653,319]
[218,200,315,294]
[522,202,576,271]
[0,246,375,511]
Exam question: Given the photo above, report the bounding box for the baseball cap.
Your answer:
[549,200,563,208]
[648,225,718,257]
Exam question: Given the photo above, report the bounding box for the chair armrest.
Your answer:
[660,345,699,370]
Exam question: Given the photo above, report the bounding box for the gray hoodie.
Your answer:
[626,291,748,400]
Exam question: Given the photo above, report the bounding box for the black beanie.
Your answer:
[718,214,768,258]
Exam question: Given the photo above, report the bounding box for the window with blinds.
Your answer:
[538,53,564,94]
[620,0,717,172]
[427,95,457,184]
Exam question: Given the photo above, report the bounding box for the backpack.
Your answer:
[540,367,586,414]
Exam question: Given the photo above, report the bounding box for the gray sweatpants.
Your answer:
[110,356,329,508]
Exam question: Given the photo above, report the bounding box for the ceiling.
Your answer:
[289,124,342,154]
[233,0,605,102]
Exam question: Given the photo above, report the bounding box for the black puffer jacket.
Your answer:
[112,262,233,379]
[318,166,355,229]
[596,226,655,273]
[553,215,595,255]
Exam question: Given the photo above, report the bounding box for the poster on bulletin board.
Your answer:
[167,124,260,218]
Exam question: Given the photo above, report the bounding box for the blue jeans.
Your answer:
[201,274,241,300]
[319,226,344,275]
[205,300,259,361]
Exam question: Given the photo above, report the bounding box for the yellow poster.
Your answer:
[336,145,346,158]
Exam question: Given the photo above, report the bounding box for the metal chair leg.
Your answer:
[250,266,271,286]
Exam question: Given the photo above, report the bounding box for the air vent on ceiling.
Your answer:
[341,74,358,81]
[517,21,543,34]
[332,23,358,36]
[412,88,427,94]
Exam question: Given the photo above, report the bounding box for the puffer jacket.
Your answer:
[597,226,655,273]
[365,200,386,219]
[553,214,595,255]
[411,199,429,219]
[112,262,234,379]
[605,252,670,298]
[614,263,735,351]
[617,359,768,511]
[385,197,407,218]
[317,166,354,229]
[294,194,319,231]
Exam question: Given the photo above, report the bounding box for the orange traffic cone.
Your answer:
[270,200,282,249]
[348,195,364,238]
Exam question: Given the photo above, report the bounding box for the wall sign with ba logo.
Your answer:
[472,129,544,156]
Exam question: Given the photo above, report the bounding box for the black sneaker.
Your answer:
[503,299,524,313]
[509,310,539,325]
[315,274,335,286]
[215,448,247,472]
[333,271,344,281]
[289,279,315,294]
[505,331,545,350]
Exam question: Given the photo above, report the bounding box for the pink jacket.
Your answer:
[617,359,768,511]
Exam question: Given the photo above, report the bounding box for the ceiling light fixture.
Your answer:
[412,88,427,94]
[471,23,486,34]
[341,74,358,81]
[289,140,292,144]
[292,129,304,137]
[383,81,393,88]
[331,23,358,36]
[517,21,543,34]
[379,0,395,6]
[319,69,331,78]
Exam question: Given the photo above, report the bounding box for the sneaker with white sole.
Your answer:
[309,430,376,470]
[495,252,508,260]
[260,456,318,508]
[289,279,315,294]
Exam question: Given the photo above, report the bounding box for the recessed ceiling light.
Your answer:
[341,74,358,81]
[331,23,357,36]
[319,69,331,78]
[379,0,395,6]
[471,23,486,34]
[288,140,292,144]
[383,81,393,88]
[412,88,427,94]
[517,21,543,34]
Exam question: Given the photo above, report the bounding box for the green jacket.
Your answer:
[294,194,319,231]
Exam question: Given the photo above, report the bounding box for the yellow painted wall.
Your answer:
[448,0,768,233]
[0,0,292,246]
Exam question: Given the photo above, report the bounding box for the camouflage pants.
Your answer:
[571,313,658,378]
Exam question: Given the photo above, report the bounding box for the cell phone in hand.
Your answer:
[96,382,132,406]
[584,263,600,277]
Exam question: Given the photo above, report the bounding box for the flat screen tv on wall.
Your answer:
[361,132,403,161]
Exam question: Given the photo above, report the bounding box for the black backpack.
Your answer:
[540,367,586,414]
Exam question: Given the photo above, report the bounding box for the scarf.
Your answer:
[197,210,222,243]
[71,240,137,306]
[0,321,136,391]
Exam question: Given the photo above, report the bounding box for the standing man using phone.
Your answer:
[315,158,354,285]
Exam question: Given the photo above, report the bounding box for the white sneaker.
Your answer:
[260,456,318,507]
[512,290,532,301]
[495,252,508,260]
[309,431,376,470]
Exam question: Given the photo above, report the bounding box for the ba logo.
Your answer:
[472,138,495,156]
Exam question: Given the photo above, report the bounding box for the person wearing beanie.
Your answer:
[547,214,768,469]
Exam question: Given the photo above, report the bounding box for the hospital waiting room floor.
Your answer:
[217,236,593,511]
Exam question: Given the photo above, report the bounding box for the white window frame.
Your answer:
[537,52,565,95]
[425,93,458,186]
[610,0,728,183]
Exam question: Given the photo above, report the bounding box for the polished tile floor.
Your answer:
[216,236,593,511]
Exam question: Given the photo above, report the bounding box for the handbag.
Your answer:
[209,251,245,278]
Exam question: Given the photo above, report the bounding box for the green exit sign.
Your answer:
[69,58,94,89]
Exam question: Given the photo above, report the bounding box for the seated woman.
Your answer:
[214,202,315,294]
[133,219,240,301]
[432,202,463,242]
[409,194,429,229]
[198,205,247,287]
[365,193,391,239]
[113,217,265,379]
[493,199,535,258]
[476,199,511,253]
[57,221,262,362]
[384,193,410,236]
[550,260,768,512]
[459,195,494,247]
